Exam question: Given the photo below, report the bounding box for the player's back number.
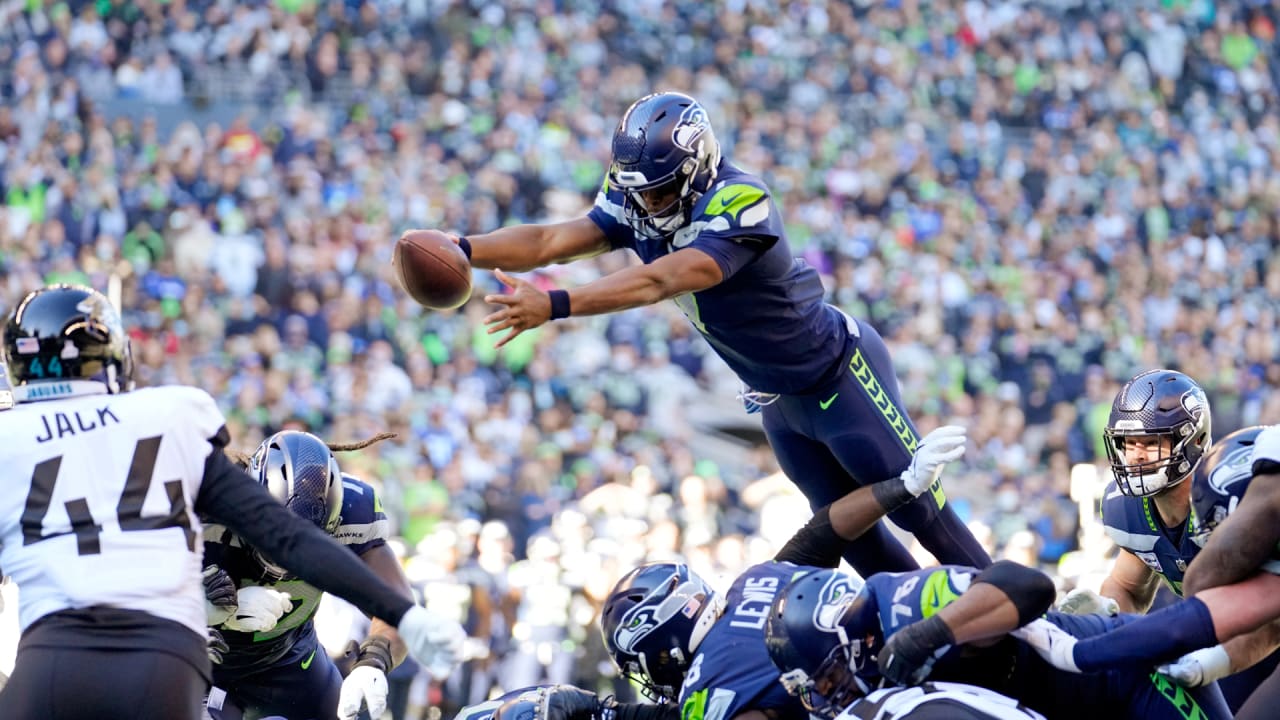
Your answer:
[21,436,195,555]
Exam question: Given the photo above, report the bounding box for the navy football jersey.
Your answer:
[679,561,809,720]
[1100,482,1198,595]
[588,162,848,395]
[203,473,389,672]
[843,566,979,687]
[844,568,1231,719]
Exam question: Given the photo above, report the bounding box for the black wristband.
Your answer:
[457,236,473,260]
[901,614,956,658]
[548,289,571,320]
[353,635,394,673]
[872,477,915,513]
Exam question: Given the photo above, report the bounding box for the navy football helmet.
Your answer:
[764,569,874,718]
[248,430,345,581]
[608,92,722,240]
[600,562,723,701]
[1191,426,1265,546]
[1104,369,1212,497]
[2,284,133,402]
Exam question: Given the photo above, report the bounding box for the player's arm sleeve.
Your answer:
[586,183,637,250]
[774,479,917,567]
[687,183,780,279]
[773,505,844,568]
[195,449,414,625]
[611,702,680,720]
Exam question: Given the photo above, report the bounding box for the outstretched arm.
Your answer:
[484,248,723,347]
[464,217,611,272]
[1020,571,1280,674]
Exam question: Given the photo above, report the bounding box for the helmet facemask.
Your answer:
[780,632,872,719]
[613,155,702,240]
[1105,423,1201,497]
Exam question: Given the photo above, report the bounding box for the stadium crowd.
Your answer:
[1,0,1279,715]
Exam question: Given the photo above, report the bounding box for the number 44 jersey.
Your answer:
[0,385,226,636]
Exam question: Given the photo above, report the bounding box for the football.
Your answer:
[393,230,472,310]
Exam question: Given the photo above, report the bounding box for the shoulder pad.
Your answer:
[695,181,771,230]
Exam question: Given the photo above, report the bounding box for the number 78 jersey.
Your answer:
[0,386,226,636]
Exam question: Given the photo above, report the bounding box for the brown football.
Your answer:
[393,230,472,310]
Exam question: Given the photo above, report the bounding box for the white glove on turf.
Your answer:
[1057,588,1120,617]
[1011,618,1081,673]
[338,665,389,720]
[222,586,294,633]
[1157,645,1232,688]
[902,425,968,496]
[397,605,466,678]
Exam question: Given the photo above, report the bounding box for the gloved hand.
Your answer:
[877,615,953,686]
[221,586,294,633]
[397,605,466,678]
[1011,618,1081,673]
[537,685,604,720]
[1157,645,1232,688]
[1057,588,1120,617]
[203,565,238,626]
[337,665,388,720]
[207,627,230,665]
[901,425,968,496]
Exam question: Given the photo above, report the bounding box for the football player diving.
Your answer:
[419,91,989,577]
[1016,425,1280,720]
[201,430,419,720]
[457,424,972,720]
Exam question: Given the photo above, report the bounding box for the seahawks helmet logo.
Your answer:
[812,573,860,632]
[614,605,662,653]
[1207,444,1253,496]
[671,105,710,152]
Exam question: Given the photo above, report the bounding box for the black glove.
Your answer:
[877,615,955,686]
[538,685,605,720]
[207,627,230,665]
[203,564,238,625]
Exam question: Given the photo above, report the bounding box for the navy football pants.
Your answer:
[207,632,342,720]
[762,318,990,575]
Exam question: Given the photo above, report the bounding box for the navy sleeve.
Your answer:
[195,449,414,625]
[587,182,637,251]
[335,476,390,555]
[686,181,783,279]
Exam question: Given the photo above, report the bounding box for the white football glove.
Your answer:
[221,586,294,633]
[902,425,968,496]
[1011,618,1081,673]
[337,665,388,720]
[397,605,466,678]
[1057,588,1120,617]
[1157,645,1232,688]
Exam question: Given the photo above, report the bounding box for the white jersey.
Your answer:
[834,683,1046,720]
[0,385,226,637]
